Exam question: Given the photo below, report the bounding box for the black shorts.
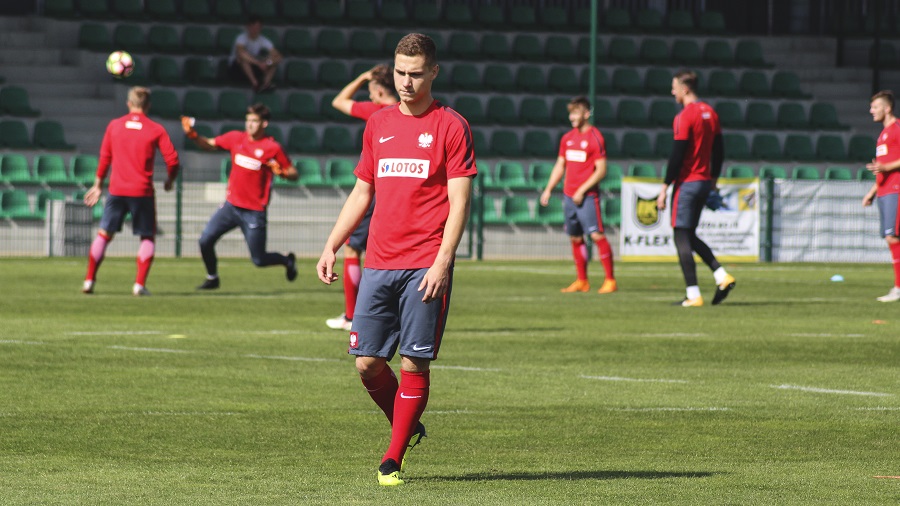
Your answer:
[99,194,156,236]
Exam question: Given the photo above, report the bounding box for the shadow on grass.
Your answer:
[422,470,719,482]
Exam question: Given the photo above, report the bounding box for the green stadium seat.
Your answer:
[79,0,111,18]
[182,26,214,54]
[182,90,218,120]
[739,71,770,97]
[380,0,408,24]
[513,34,544,61]
[149,57,182,85]
[503,196,538,225]
[545,36,577,63]
[792,166,820,180]
[316,29,349,58]
[0,189,37,219]
[577,36,605,62]
[293,157,326,187]
[486,97,518,125]
[286,92,317,121]
[481,33,511,60]
[149,90,179,119]
[699,11,727,34]
[34,189,67,219]
[0,86,40,117]
[217,90,249,120]
[584,66,612,93]
[490,130,522,157]
[809,103,844,130]
[451,64,481,91]
[547,66,580,95]
[600,162,623,192]
[473,130,490,157]
[649,100,677,127]
[34,121,75,150]
[284,61,316,89]
[777,102,809,129]
[182,0,211,21]
[825,166,853,180]
[282,29,314,57]
[529,162,556,190]
[603,197,621,226]
[288,125,320,153]
[628,162,658,178]
[315,0,343,23]
[635,9,664,32]
[621,132,654,159]
[480,195,502,224]
[752,134,784,161]
[784,135,816,161]
[322,126,357,154]
[0,120,32,149]
[448,33,479,60]
[671,39,702,66]
[816,135,847,162]
[703,39,734,66]
[745,102,776,129]
[219,123,242,136]
[611,68,643,94]
[639,38,670,64]
[45,0,77,18]
[148,25,180,53]
[318,61,349,89]
[219,158,231,182]
[667,9,695,32]
[515,65,546,93]
[475,3,505,29]
[848,135,876,161]
[494,161,528,189]
[541,5,569,30]
[183,57,218,85]
[445,3,474,27]
[726,165,755,178]
[735,40,769,67]
[759,165,787,179]
[592,98,616,128]
[616,99,648,127]
[214,26,241,55]
[452,95,485,125]
[644,67,672,95]
[707,70,739,96]
[869,42,896,67]
[520,97,552,126]
[145,0,176,19]
[608,37,639,64]
[77,23,111,51]
[350,30,381,58]
[0,154,33,183]
[654,132,673,159]
[252,93,286,121]
[523,130,556,158]
[537,196,565,225]
[772,71,810,99]
[325,158,357,187]
[601,132,619,159]
[483,65,514,92]
[723,133,751,161]
[716,101,745,128]
[412,0,440,26]
[858,167,876,181]
[476,160,494,188]
[510,4,537,29]
[70,155,98,184]
[113,23,146,53]
[246,0,278,22]
[604,7,632,32]
[183,125,213,151]
[572,6,591,30]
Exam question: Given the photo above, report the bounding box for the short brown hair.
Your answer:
[872,90,895,111]
[674,70,698,92]
[127,86,151,110]
[395,33,436,67]
[247,103,271,121]
[371,64,395,91]
[567,96,591,112]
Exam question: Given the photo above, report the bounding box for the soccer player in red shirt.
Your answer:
[539,96,617,294]
[317,33,476,486]
[863,90,900,302]
[82,86,180,296]
[656,71,735,307]
[182,103,299,289]
[325,64,398,331]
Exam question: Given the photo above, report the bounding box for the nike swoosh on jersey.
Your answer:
[379,136,395,143]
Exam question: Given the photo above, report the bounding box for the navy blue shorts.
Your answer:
[671,180,712,229]
[348,267,453,361]
[563,194,604,236]
[877,193,900,237]
[346,201,374,251]
[99,194,156,237]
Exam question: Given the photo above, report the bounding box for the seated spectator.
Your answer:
[228,15,282,93]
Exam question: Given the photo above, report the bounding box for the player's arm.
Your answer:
[180,116,216,150]
[419,175,473,303]
[317,179,374,284]
[236,43,265,69]
[332,69,373,116]
[574,157,607,204]
[265,45,283,66]
[85,124,115,207]
[863,183,879,207]
[711,133,724,182]
[539,156,566,206]
[266,151,298,181]
[658,140,689,210]
[867,157,900,173]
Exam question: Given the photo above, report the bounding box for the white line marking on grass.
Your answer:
[144,411,239,416]
[854,407,900,411]
[69,331,163,336]
[773,384,894,397]
[245,354,340,362]
[0,340,44,345]
[108,346,191,354]
[431,365,502,372]
[461,265,571,275]
[609,407,730,412]
[581,375,689,384]
[788,333,865,338]
[249,330,309,335]
[426,409,475,415]
[635,333,707,338]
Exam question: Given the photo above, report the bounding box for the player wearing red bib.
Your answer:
[656,71,735,307]
[863,90,900,301]
[317,33,476,486]
[539,96,616,294]
[182,103,299,289]
[325,64,398,332]
[82,86,180,296]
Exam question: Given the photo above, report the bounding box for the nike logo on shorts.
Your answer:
[412,344,431,351]
[379,136,395,143]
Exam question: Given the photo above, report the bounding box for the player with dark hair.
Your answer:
[82,86,180,296]
[182,103,298,289]
[317,33,476,486]
[656,70,735,307]
[325,64,398,331]
[864,90,900,302]
[539,96,616,294]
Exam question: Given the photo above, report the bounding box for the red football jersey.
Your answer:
[875,121,900,196]
[215,130,291,211]
[350,101,391,121]
[558,126,606,197]
[97,112,179,198]
[672,101,721,184]
[355,101,477,269]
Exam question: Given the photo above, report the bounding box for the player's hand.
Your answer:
[572,191,585,206]
[266,159,284,176]
[83,186,101,207]
[180,116,198,139]
[863,193,876,207]
[418,261,451,304]
[316,250,339,285]
[164,177,175,192]
[539,190,551,207]
[656,191,667,210]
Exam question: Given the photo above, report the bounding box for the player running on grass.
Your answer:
[182,103,298,289]
[325,64,398,331]
[317,33,476,486]
[539,96,617,294]
[82,86,180,296]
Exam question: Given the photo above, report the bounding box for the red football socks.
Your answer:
[383,370,430,465]
[85,231,110,281]
[362,365,398,424]
[135,238,155,286]
[571,241,588,281]
[890,242,900,287]
[343,257,361,320]
[595,236,615,281]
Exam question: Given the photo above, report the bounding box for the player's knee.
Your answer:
[250,254,266,267]
[356,357,386,379]
[198,234,214,251]
[569,236,584,245]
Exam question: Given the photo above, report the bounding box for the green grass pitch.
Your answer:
[1,257,898,505]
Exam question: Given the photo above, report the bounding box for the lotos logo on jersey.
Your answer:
[378,158,430,179]
[349,332,358,349]
[234,153,262,171]
[877,144,888,157]
[418,132,434,148]
[565,150,587,163]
